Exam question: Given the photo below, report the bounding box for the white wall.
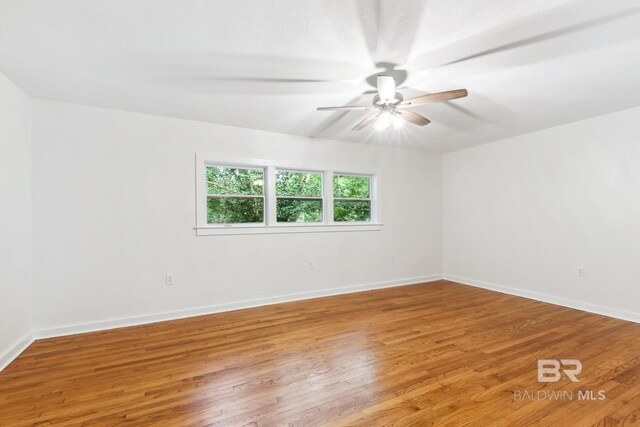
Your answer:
[444,107,640,320]
[31,99,443,330]
[24,94,640,336]
[0,72,33,364]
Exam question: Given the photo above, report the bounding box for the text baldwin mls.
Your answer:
[513,389,606,401]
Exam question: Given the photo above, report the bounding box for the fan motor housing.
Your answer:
[373,93,403,106]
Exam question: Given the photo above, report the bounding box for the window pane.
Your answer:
[277,199,322,223]
[207,198,264,224]
[276,170,322,197]
[333,175,370,198]
[207,166,263,196]
[334,200,371,222]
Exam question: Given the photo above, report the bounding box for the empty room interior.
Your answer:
[1,0,640,425]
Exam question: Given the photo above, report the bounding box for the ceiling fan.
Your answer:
[317,75,468,131]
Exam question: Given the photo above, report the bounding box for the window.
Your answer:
[206,166,265,224]
[196,158,381,235]
[276,170,323,223]
[333,174,371,222]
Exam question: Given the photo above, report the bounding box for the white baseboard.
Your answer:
[0,332,35,373]
[4,274,636,373]
[0,275,441,372]
[34,275,443,340]
[444,275,640,324]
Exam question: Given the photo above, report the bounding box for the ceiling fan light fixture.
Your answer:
[374,111,406,132]
[317,76,468,132]
[391,113,404,130]
[374,112,392,131]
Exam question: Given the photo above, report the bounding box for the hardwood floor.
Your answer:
[1,280,639,426]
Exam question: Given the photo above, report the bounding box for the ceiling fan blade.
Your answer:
[208,77,339,83]
[406,1,639,72]
[397,110,430,126]
[402,89,468,107]
[377,75,396,102]
[352,114,381,131]
[317,106,374,111]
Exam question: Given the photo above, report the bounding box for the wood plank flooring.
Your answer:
[1,280,639,426]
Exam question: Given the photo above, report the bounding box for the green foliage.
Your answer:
[277,199,323,223]
[206,167,371,224]
[207,166,263,196]
[207,198,264,224]
[333,175,369,198]
[334,200,371,222]
[276,171,322,197]
[275,170,323,222]
[206,166,264,224]
[333,175,370,222]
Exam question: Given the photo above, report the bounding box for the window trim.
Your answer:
[195,156,382,236]
[275,168,324,224]
[332,173,372,224]
[204,164,266,226]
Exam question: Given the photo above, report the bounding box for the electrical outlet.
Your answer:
[390,255,395,263]
[577,268,585,278]
[165,274,175,286]
[308,261,315,270]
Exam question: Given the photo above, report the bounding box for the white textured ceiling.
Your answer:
[1,0,639,152]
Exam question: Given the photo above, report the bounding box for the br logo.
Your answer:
[537,359,582,383]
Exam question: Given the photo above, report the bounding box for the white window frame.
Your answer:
[274,168,325,225]
[195,156,382,236]
[332,172,374,225]
[205,164,266,227]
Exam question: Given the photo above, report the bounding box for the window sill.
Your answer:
[195,223,383,236]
